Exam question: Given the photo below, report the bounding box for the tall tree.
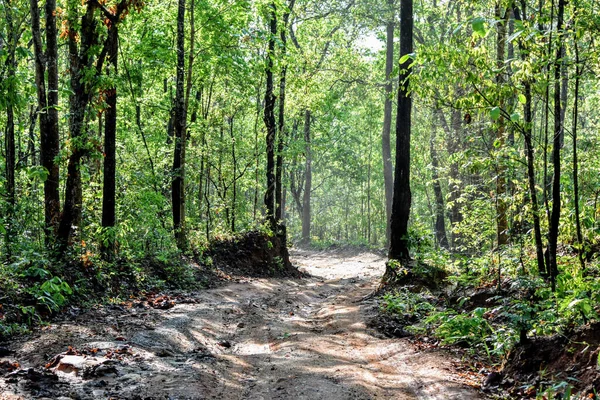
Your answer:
[388,0,412,262]
[57,0,107,248]
[381,0,395,245]
[301,109,312,244]
[30,0,60,244]
[275,0,295,223]
[101,5,123,259]
[514,1,545,275]
[4,0,17,254]
[264,1,277,228]
[172,0,188,250]
[495,4,509,246]
[432,110,448,249]
[548,0,566,290]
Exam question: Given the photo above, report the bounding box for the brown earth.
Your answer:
[0,249,483,400]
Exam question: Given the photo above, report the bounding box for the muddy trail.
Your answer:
[1,250,482,399]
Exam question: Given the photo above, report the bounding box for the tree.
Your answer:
[30,0,60,244]
[381,0,395,245]
[263,0,277,229]
[101,1,131,259]
[172,0,188,250]
[301,109,311,244]
[388,0,412,263]
[547,0,566,290]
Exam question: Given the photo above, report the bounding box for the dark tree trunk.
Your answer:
[229,116,237,232]
[515,1,545,275]
[264,2,277,228]
[382,0,395,246]
[438,107,464,250]
[388,0,412,262]
[548,0,565,291]
[57,3,100,249]
[275,1,294,223]
[30,0,61,244]
[495,4,509,246]
[431,111,448,249]
[4,53,16,258]
[301,110,312,244]
[5,3,16,227]
[573,42,584,269]
[524,84,546,274]
[101,22,119,259]
[172,0,188,250]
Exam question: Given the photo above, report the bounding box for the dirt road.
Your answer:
[1,250,482,399]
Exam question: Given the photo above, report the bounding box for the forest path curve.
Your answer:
[1,249,481,400]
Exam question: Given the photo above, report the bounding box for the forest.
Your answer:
[2,0,600,398]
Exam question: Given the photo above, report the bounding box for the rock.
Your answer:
[53,355,112,376]
[83,363,118,378]
[482,371,503,389]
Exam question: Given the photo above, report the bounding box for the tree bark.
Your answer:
[495,4,509,247]
[264,1,277,228]
[4,4,16,257]
[431,110,448,249]
[101,19,119,259]
[388,0,413,262]
[301,110,312,244]
[382,0,395,246]
[275,1,294,223]
[548,0,565,291]
[57,3,101,248]
[515,1,546,275]
[30,0,61,244]
[172,0,188,250]
[573,42,584,269]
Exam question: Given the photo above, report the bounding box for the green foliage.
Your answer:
[29,277,73,313]
[381,289,436,320]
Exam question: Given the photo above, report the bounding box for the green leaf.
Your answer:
[472,17,487,37]
[510,113,520,122]
[399,52,415,65]
[518,94,527,104]
[490,107,501,121]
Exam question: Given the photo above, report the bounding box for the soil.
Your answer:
[0,249,482,400]
[207,230,299,278]
[499,321,600,398]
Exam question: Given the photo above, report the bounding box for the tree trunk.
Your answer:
[264,2,277,228]
[101,21,119,259]
[5,2,16,254]
[57,3,100,248]
[431,110,448,249]
[548,0,565,291]
[495,4,509,247]
[388,0,413,263]
[573,42,584,269]
[275,2,294,223]
[30,0,61,244]
[301,110,312,244]
[172,0,188,250]
[515,1,545,275]
[230,116,237,232]
[381,0,395,246]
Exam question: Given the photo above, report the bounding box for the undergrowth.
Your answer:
[381,238,600,397]
[0,247,208,340]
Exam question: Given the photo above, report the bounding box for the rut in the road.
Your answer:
[0,250,481,400]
